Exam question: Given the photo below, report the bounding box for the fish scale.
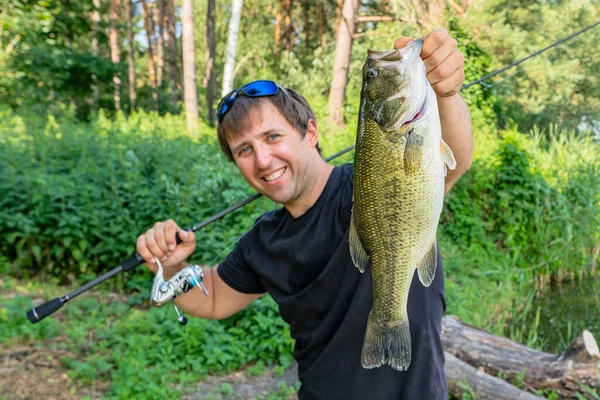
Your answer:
[350,39,456,371]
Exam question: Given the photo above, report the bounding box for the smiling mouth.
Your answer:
[263,167,286,182]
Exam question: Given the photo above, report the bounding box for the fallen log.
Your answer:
[442,315,600,399]
[445,352,544,400]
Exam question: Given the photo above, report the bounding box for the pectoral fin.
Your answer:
[403,129,424,174]
[440,139,457,177]
[349,213,369,273]
[417,241,437,287]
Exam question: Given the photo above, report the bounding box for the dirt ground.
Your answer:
[0,289,298,400]
[0,344,108,400]
[0,341,298,400]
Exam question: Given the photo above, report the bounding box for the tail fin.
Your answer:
[361,313,412,371]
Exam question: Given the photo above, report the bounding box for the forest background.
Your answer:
[0,0,599,399]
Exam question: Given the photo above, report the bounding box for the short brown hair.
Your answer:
[217,87,321,162]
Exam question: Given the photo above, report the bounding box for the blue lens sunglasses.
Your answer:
[217,80,284,122]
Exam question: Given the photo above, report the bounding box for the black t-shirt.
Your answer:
[218,163,447,400]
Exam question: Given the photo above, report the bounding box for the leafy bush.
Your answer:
[0,107,274,282]
[442,129,599,282]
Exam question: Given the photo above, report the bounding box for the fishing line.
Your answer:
[462,20,600,90]
[193,20,600,255]
[27,20,600,325]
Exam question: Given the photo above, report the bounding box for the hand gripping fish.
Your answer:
[350,39,457,371]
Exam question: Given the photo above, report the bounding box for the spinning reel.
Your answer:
[150,258,209,325]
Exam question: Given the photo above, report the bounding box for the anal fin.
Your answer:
[349,213,369,273]
[441,138,457,177]
[417,241,437,287]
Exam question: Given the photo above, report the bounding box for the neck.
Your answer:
[285,159,334,218]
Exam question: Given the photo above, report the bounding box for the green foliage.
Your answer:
[442,129,599,281]
[0,107,275,281]
[463,0,600,135]
[441,127,599,340]
[0,276,294,398]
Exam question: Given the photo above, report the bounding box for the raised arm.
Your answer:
[395,28,474,193]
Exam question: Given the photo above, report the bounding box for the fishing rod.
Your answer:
[25,147,356,325]
[26,20,599,324]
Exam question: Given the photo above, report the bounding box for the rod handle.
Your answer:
[27,297,65,324]
[175,229,192,245]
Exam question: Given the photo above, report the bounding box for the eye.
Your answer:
[366,67,379,79]
[268,133,281,141]
[238,146,251,156]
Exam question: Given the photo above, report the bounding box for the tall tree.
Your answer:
[182,0,199,133]
[110,0,122,110]
[283,0,293,51]
[91,0,101,109]
[204,0,217,126]
[317,0,324,47]
[156,0,165,88]
[142,0,158,110]
[303,1,310,51]
[222,0,243,96]
[165,0,179,109]
[125,0,136,112]
[275,5,282,46]
[328,0,357,126]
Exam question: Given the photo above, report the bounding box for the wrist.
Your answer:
[164,260,190,280]
[436,92,460,106]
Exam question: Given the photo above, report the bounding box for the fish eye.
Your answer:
[366,67,379,79]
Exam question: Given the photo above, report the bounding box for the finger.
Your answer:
[422,37,457,74]
[164,219,180,252]
[178,229,196,243]
[430,67,465,98]
[136,234,157,273]
[394,36,415,50]
[145,227,167,261]
[426,51,463,86]
[152,221,170,255]
[421,28,449,59]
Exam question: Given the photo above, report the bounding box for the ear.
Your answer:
[305,119,319,148]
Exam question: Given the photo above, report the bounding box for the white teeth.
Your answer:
[264,167,285,182]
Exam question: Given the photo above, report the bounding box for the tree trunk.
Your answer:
[221,0,243,97]
[110,0,122,111]
[181,0,199,133]
[327,0,357,127]
[91,0,101,110]
[142,0,158,110]
[156,0,165,88]
[275,6,282,46]
[442,316,600,398]
[203,0,217,127]
[303,1,310,51]
[125,0,136,113]
[283,0,293,52]
[317,0,323,47]
[165,0,179,110]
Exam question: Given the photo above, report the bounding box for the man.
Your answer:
[137,29,473,399]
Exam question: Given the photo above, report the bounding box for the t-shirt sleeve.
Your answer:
[216,238,266,294]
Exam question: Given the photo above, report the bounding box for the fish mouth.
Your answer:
[401,99,426,127]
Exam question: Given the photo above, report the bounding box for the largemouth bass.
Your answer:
[350,39,456,371]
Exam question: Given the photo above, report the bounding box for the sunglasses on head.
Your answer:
[217,80,284,122]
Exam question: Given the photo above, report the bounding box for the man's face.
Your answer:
[227,102,319,207]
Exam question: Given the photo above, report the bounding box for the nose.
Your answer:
[254,145,273,170]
